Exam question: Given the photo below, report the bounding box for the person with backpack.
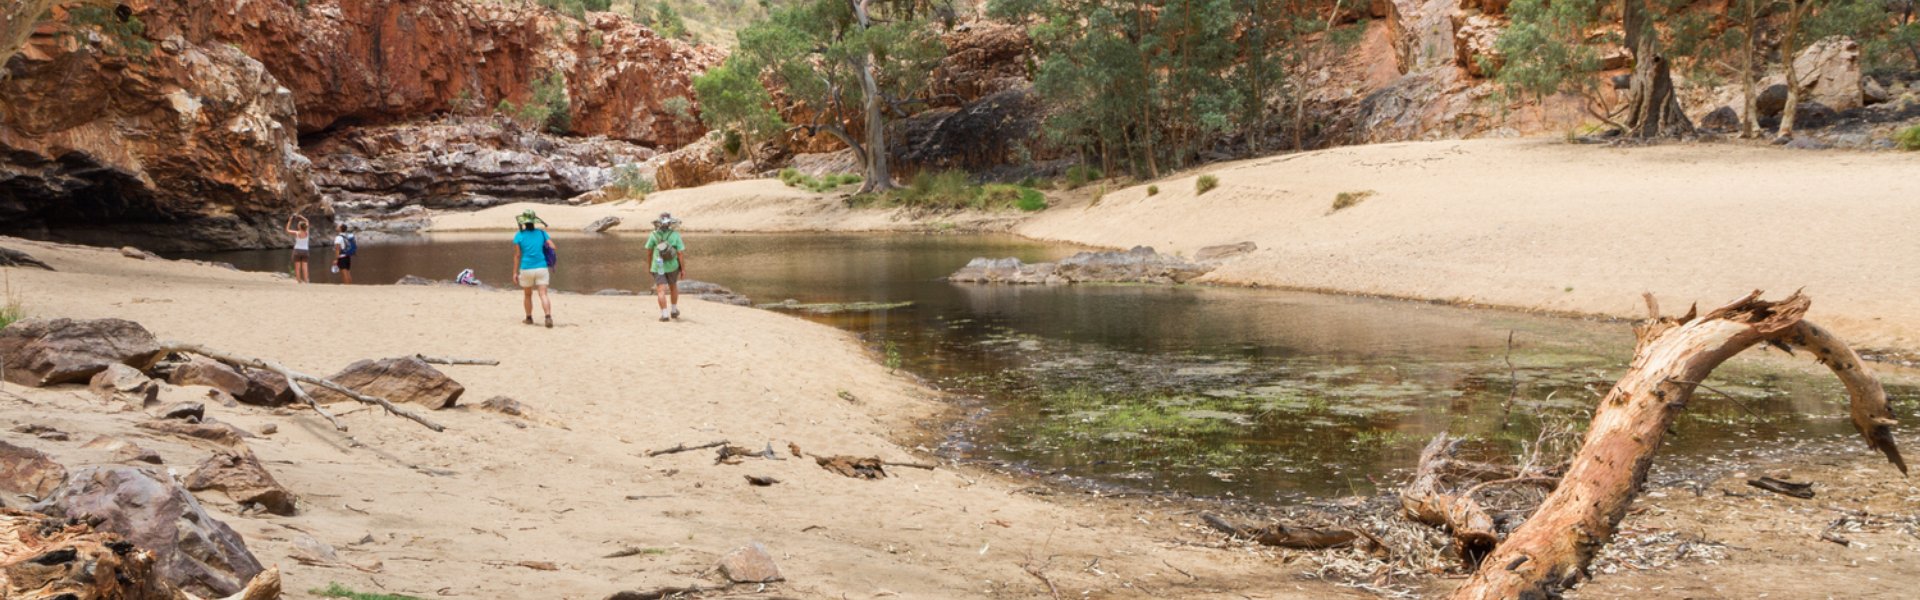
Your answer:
[331,224,357,285]
[513,209,557,328]
[645,212,686,322]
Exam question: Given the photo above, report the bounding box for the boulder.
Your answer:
[1791,36,1864,112]
[235,366,295,407]
[169,356,249,399]
[1194,242,1259,262]
[0,318,162,386]
[29,466,266,597]
[155,401,207,422]
[1757,84,1790,118]
[1864,78,1891,105]
[717,542,784,583]
[583,216,623,233]
[83,436,165,465]
[184,450,296,516]
[0,441,67,501]
[313,357,465,409]
[1698,106,1740,133]
[0,246,53,271]
[90,363,160,408]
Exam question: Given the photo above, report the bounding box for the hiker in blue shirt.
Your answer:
[513,210,557,328]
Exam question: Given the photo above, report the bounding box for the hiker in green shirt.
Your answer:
[646,212,687,322]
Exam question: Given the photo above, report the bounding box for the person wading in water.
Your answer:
[284,214,312,284]
[513,210,558,328]
[646,213,686,322]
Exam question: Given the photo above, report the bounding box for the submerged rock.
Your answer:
[669,280,753,306]
[949,246,1216,285]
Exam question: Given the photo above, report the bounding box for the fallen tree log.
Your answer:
[1449,292,1903,599]
[157,343,446,433]
[1401,436,1501,562]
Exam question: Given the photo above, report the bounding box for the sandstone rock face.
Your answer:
[30,466,266,597]
[184,450,296,516]
[308,117,656,213]
[929,23,1032,109]
[1451,12,1503,77]
[315,357,465,409]
[0,441,66,501]
[0,7,318,252]
[949,247,1217,285]
[143,2,720,147]
[1791,36,1863,112]
[652,136,747,191]
[0,318,162,387]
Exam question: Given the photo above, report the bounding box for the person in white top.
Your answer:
[283,214,311,283]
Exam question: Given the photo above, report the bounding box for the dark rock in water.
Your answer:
[185,449,297,516]
[949,246,1216,285]
[0,318,162,387]
[0,440,68,500]
[31,466,266,597]
[669,280,753,306]
[717,542,784,583]
[1194,241,1258,262]
[314,357,465,409]
[1698,106,1740,132]
[0,246,53,271]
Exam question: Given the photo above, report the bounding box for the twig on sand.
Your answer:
[413,354,500,366]
[157,342,445,432]
[646,440,729,457]
[604,583,732,600]
[1022,556,1062,600]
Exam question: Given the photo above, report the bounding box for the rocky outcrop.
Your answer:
[1790,36,1863,112]
[929,23,1032,109]
[315,357,465,409]
[31,466,266,597]
[142,1,721,146]
[307,117,655,212]
[0,6,319,252]
[0,318,162,387]
[0,441,66,501]
[949,246,1217,285]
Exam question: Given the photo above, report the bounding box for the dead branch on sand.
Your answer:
[646,440,729,457]
[413,354,500,366]
[1449,291,1904,599]
[157,342,446,432]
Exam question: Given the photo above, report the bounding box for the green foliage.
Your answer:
[313,583,424,600]
[588,31,605,48]
[1331,190,1373,212]
[898,170,980,207]
[498,71,571,134]
[1194,174,1219,195]
[0,296,23,330]
[1492,0,1609,105]
[651,1,690,40]
[540,0,589,20]
[68,5,154,57]
[611,164,655,198]
[1146,185,1160,196]
[1012,187,1048,211]
[692,59,786,144]
[721,130,744,156]
[779,168,862,192]
[1897,125,1920,151]
[662,96,694,124]
[1062,165,1101,190]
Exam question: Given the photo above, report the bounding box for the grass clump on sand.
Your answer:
[1195,174,1220,195]
[1062,165,1102,190]
[1146,184,1160,196]
[858,170,1048,211]
[1896,125,1920,151]
[313,583,424,600]
[779,168,862,193]
[1,274,23,330]
[1330,190,1375,213]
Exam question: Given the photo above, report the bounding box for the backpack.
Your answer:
[341,233,358,257]
[541,232,557,268]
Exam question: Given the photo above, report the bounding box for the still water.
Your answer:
[185,232,1902,498]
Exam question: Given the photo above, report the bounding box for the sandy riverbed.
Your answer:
[0,238,1355,599]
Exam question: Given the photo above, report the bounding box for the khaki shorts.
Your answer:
[518,268,551,288]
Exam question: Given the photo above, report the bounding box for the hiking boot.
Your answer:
[671,307,681,319]
[544,315,553,329]
[523,316,534,325]
[659,315,670,322]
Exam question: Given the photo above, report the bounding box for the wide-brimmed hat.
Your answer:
[653,212,678,229]
[516,209,546,227]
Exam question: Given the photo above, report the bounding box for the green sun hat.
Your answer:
[516,209,546,227]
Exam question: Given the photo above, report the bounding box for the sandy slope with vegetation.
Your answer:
[1015,138,1920,354]
[0,238,1351,599]
[431,179,1027,235]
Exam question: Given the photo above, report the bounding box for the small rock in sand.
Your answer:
[85,436,165,465]
[184,449,298,516]
[718,542,784,583]
[91,363,160,408]
[156,401,207,422]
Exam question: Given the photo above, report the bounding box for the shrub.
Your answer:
[1331,190,1374,212]
[1063,165,1102,190]
[1146,185,1160,196]
[1015,188,1047,211]
[663,96,694,123]
[610,164,654,199]
[899,170,977,207]
[778,168,861,193]
[69,5,155,57]
[0,297,23,330]
[1897,125,1920,151]
[1195,174,1220,195]
[313,583,424,600]
[497,71,571,134]
[721,130,744,156]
